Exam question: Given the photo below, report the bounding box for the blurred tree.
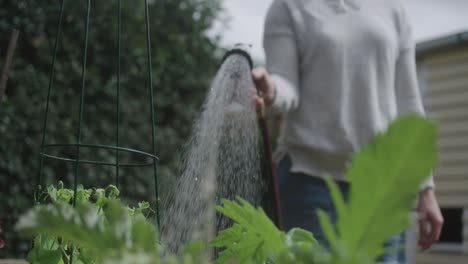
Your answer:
[0,0,223,257]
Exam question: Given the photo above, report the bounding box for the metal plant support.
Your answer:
[36,0,160,239]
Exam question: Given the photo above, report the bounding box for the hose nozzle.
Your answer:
[221,43,253,70]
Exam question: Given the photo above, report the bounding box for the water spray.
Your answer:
[163,44,283,254]
[221,44,283,229]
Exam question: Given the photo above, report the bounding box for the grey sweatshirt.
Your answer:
[263,0,434,189]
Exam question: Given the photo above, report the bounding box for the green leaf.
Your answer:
[329,115,438,263]
[213,197,290,263]
[26,248,63,264]
[215,232,263,264]
[131,215,157,252]
[47,185,58,203]
[57,188,73,204]
[138,201,150,210]
[134,201,150,217]
[76,248,95,264]
[210,224,243,247]
[284,228,323,264]
[323,177,346,226]
[75,185,92,205]
[317,210,338,249]
[286,228,318,246]
[94,188,108,207]
[182,240,205,259]
[105,185,120,200]
[104,200,132,244]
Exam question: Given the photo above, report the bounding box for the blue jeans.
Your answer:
[277,155,406,263]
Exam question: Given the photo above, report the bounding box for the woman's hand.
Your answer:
[417,188,444,250]
[252,67,276,108]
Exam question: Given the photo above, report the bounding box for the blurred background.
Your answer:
[0,0,467,262]
[214,0,468,62]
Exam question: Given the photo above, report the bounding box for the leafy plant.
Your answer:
[16,115,438,263]
[212,115,438,264]
[0,0,223,257]
[19,182,154,264]
[17,182,209,263]
[17,200,206,264]
[212,197,325,264]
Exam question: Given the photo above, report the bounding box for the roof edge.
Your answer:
[416,31,468,56]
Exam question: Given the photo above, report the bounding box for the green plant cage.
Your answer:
[36,0,161,229]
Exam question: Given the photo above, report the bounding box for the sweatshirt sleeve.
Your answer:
[263,0,300,114]
[395,6,435,190]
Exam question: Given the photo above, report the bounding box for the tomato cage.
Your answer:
[35,0,160,230]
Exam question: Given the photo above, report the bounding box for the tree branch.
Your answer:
[0,29,20,105]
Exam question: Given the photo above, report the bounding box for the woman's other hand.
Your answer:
[417,188,444,250]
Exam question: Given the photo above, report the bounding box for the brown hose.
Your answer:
[257,106,284,230]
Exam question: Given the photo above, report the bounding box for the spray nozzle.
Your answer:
[220,44,255,115]
[221,43,253,70]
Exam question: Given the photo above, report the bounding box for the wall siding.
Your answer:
[414,45,468,263]
[421,46,468,207]
[415,252,467,264]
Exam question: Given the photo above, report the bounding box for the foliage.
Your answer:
[15,115,437,263]
[16,200,206,264]
[212,197,324,264]
[319,115,438,264]
[19,182,154,263]
[0,0,223,257]
[212,115,438,264]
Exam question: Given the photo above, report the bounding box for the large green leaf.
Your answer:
[321,115,438,263]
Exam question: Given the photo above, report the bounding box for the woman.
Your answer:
[252,0,443,263]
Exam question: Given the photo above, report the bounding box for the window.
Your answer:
[431,207,464,252]
[439,208,463,243]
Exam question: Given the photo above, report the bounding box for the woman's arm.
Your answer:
[394,6,435,190]
[394,2,443,249]
[253,0,300,114]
